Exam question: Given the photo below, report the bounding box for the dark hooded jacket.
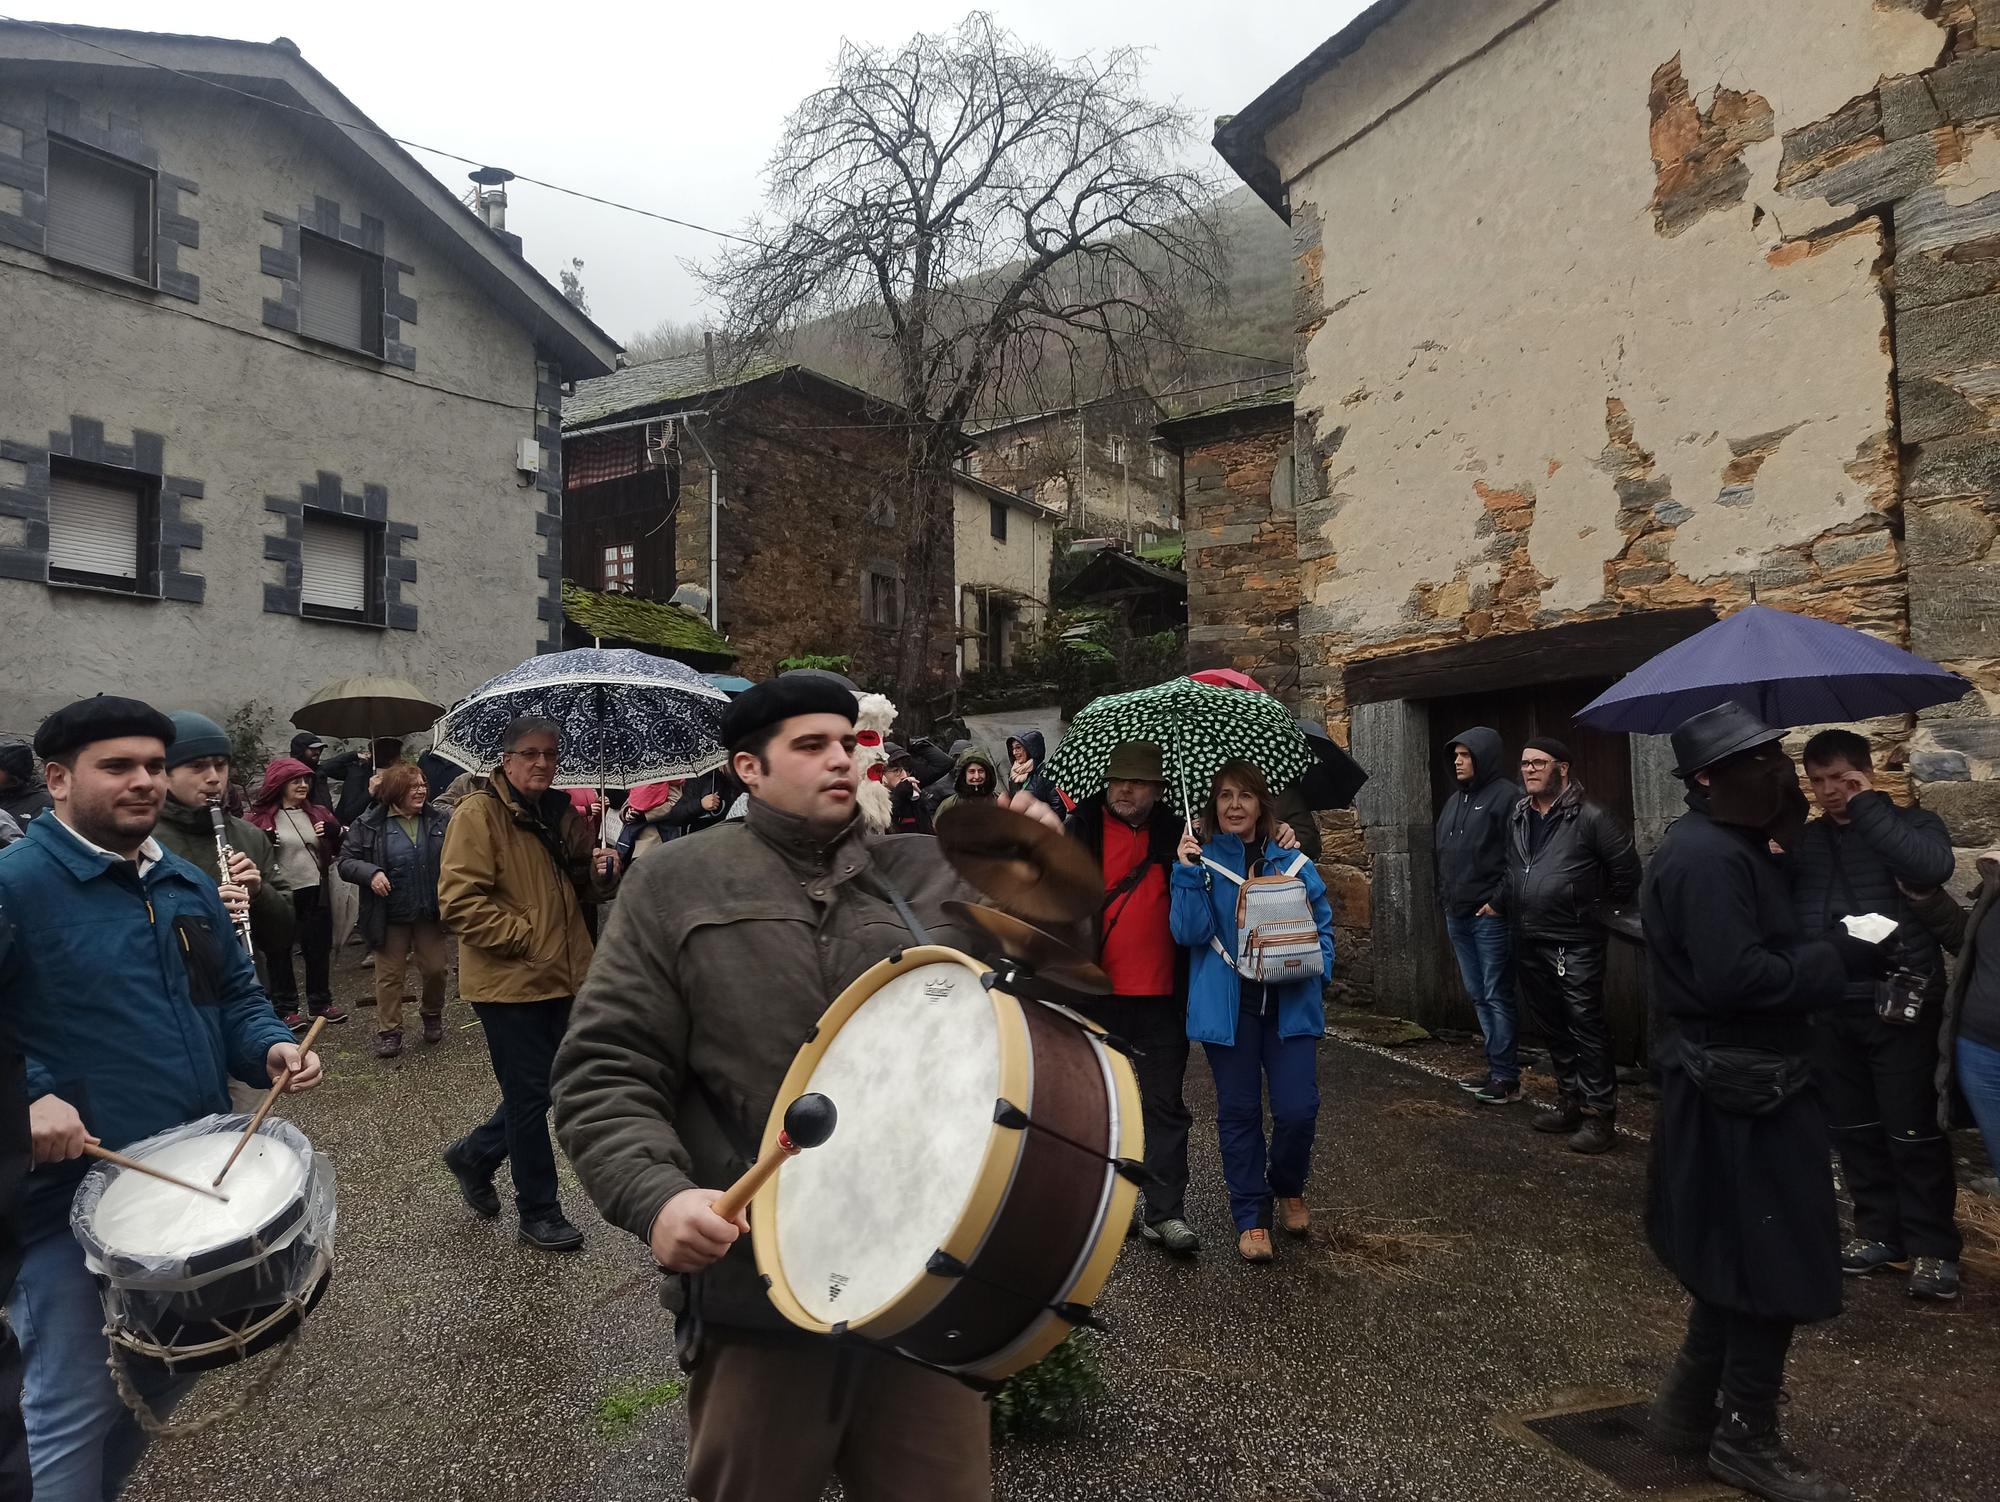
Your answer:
[923,740,973,816]
[1787,790,1955,1009]
[289,732,334,810]
[1433,727,1520,919]
[934,745,1001,824]
[664,767,743,838]
[0,738,52,826]
[1005,728,1064,816]
[1505,775,1641,943]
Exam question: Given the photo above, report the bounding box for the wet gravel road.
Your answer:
[124,955,2000,1501]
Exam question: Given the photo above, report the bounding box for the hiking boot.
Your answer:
[1533,1099,1584,1134]
[421,1012,445,1045]
[309,1002,349,1025]
[1473,1078,1522,1105]
[1568,1116,1617,1154]
[1647,1355,1719,1454]
[1840,1238,1907,1276]
[1237,1228,1273,1264]
[1908,1256,1960,1301]
[442,1138,500,1220]
[375,1028,403,1059]
[1457,1073,1490,1093]
[1277,1197,1311,1236]
[1141,1218,1200,1256]
[520,1210,585,1252]
[1708,1411,1852,1501]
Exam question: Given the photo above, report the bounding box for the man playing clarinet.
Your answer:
[151,710,293,968]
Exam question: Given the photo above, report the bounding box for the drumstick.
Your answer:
[84,1143,231,1204]
[213,1015,327,1187]
[712,1093,838,1222]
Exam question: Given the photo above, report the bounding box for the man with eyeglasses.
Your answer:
[437,717,621,1251]
[1505,736,1640,1154]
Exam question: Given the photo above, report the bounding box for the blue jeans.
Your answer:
[6,1229,194,1502]
[1957,1035,2000,1168]
[1204,1009,1320,1232]
[1445,912,1518,1084]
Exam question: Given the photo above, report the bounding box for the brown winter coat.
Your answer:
[552,796,986,1337]
[437,774,612,1002]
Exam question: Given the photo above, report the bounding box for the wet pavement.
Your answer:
[125,952,2000,1501]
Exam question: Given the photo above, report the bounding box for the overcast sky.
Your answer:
[27,2,1365,342]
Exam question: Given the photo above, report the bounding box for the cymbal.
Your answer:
[942,901,1112,995]
[935,799,1101,924]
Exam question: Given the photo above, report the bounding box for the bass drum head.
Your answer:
[770,956,1002,1329]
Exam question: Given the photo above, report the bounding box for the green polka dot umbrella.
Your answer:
[1044,676,1314,814]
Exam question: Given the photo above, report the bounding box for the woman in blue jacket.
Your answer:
[1170,760,1335,1263]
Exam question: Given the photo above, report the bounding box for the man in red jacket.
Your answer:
[1063,741,1198,1256]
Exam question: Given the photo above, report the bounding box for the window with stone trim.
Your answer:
[298,231,385,356]
[300,513,379,621]
[44,138,153,285]
[46,458,154,591]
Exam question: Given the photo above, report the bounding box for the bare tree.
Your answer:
[558,257,590,315]
[623,316,711,366]
[702,11,1226,714]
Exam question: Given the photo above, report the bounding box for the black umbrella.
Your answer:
[1295,721,1369,810]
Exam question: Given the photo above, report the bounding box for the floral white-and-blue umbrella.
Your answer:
[430,648,730,793]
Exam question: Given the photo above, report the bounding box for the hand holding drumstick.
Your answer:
[648,1094,836,1273]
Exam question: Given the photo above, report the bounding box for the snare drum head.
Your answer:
[769,956,1003,1327]
[89,1132,306,1265]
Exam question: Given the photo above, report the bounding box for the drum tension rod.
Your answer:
[922,1250,1111,1334]
[990,1099,1149,1186]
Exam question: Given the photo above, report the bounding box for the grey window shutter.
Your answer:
[301,518,369,611]
[299,235,376,352]
[45,143,150,282]
[47,469,141,580]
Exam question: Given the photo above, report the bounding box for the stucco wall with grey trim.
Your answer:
[0,72,553,734]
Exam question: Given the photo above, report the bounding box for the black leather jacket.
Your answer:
[1787,790,1955,1007]
[1505,779,1642,944]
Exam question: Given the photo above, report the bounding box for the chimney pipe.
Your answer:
[467,166,516,234]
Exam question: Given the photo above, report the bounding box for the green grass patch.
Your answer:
[991,1331,1105,1441]
[594,1376,686,1439]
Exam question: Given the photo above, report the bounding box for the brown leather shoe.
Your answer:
[421,1012,444,1045]
[1237,1228,1274,1263]
[1277,1197,1310,1236]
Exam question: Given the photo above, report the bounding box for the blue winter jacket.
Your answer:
[0,815,293,1240]
[1169,832,1335,1048]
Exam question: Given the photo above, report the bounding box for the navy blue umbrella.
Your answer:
[1577,605,1970,733]
[430,648,729,790]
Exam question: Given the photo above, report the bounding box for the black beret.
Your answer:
[34,694,176,761]
[1523,735,1573,765]
[722,675,859,751]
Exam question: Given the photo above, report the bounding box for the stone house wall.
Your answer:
[673,387,954,687]
[1215,0,2000,1015]
[0,71,562,736]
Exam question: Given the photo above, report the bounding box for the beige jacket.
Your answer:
[437,774,613,1002]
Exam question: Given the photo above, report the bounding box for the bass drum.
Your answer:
[750,944,1141,1382]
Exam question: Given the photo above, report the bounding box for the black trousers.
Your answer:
[1680,1300,1794,1422]
[265,885,333,1011]
[1516,936,1615,1116]
[1071,994,1191,1225]
[464,998,572,1217]
[1814,1004,1961,1258]
[0,1321,26,1502]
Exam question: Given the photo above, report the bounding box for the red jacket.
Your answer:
[247,756,342,868]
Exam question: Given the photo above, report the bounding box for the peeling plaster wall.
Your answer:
[1278,0,1942,672]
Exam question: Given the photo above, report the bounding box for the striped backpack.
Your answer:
[1201,853,1324,984]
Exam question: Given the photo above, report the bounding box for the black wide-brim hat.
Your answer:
[1669,701,1786,779]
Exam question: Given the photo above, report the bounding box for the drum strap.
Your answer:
[872,869,933,947]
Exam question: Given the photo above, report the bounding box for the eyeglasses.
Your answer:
[506,749,559,763]
[1519,758,1557,771]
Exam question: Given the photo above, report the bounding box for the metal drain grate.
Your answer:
[1495,1394,1737,1499]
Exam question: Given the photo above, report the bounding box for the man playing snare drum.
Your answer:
[556,675,1058,1502]
[0,696,320,1502]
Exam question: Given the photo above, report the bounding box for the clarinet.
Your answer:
[208,797,257,956]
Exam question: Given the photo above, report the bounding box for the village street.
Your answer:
[124,952,2000,1502]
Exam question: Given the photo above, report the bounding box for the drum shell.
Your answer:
[751,946,1142,1382]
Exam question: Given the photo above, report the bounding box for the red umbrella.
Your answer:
[1188,668,1266,693]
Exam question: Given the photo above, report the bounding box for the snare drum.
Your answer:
[71,1114,335,1375]
[750,944,1142,1382]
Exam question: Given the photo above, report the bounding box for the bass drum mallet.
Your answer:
[712,1093,837,1221]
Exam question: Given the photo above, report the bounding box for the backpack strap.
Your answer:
[1200,856,1245,886]
[1285,852,1310,878]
